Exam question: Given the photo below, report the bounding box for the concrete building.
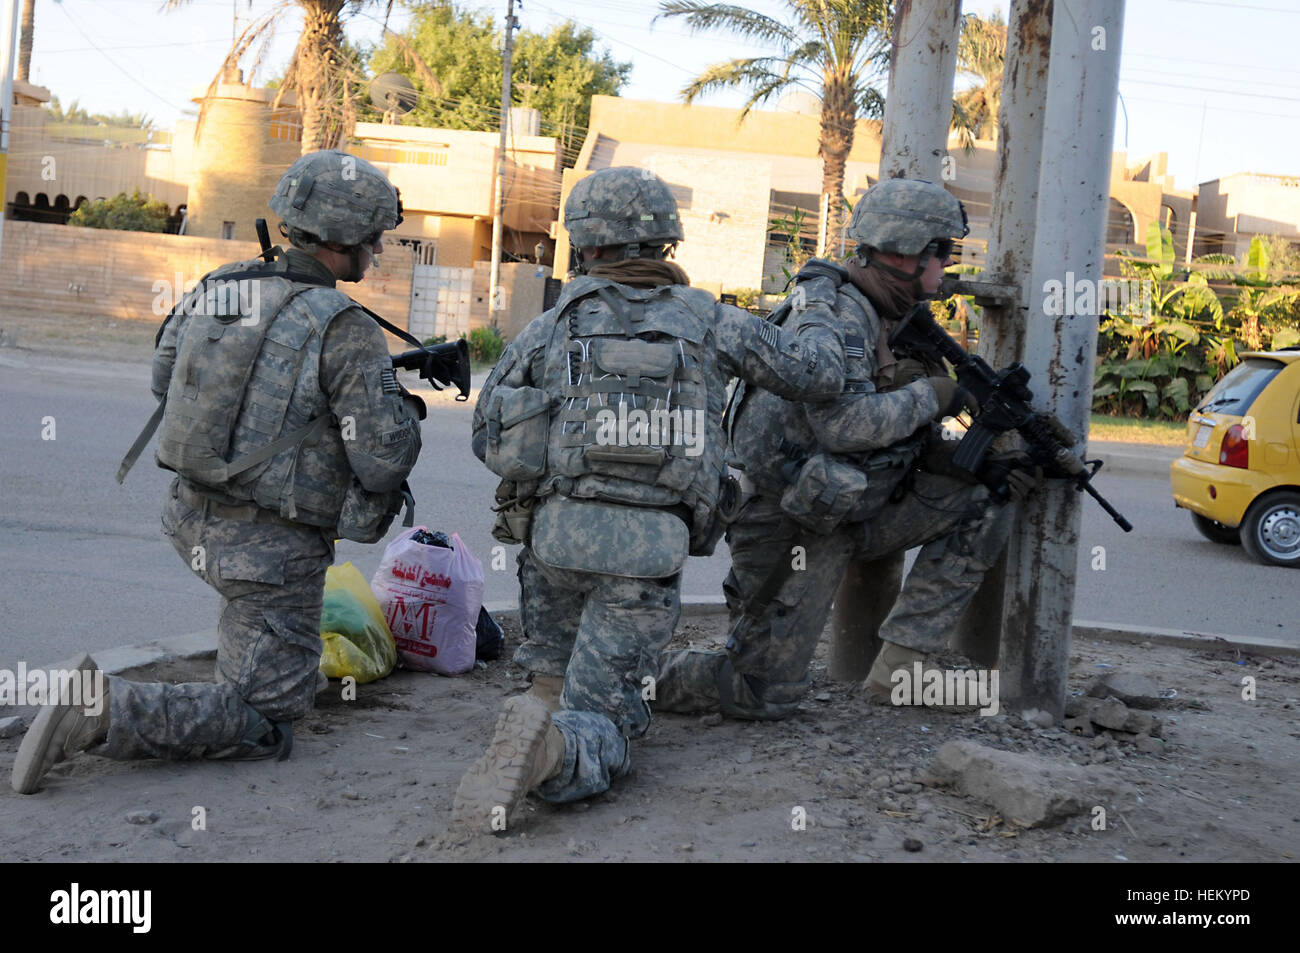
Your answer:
[555,96,1224,295]
[1193,172,1300,259]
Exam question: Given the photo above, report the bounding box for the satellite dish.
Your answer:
[369,72,418,122]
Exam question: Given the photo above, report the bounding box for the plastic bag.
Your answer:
[372,528,483,676]
[476,606,505,661]
[319,562,398,684]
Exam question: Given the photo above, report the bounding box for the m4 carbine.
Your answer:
[889,301,1132,532]
[255,218,471,401]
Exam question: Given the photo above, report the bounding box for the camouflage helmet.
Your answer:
[847,178,968,255]
[269,149,402,247]
[564,167,684,249]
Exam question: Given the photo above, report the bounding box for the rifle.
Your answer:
[889,301,1133,532]
[254,218,472,401]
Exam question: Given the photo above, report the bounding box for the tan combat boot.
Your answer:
[527,675,564,712]
[452,694,565,834]
[12,653,110,794]
[863,641,930,705]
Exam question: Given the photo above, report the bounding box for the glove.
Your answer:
[925,376,980,420]
[980,451,1043,501]
[1005,466,1044,502]
[892,357,931,385]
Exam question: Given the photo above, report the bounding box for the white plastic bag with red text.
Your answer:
[370,528,483,676]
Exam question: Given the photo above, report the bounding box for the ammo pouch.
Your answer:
[690,473,742,557]
[491,478,536,546]
[483,385,551,481]
[779,453,867,535]
[531,495,688,579]
[336,477,413,544]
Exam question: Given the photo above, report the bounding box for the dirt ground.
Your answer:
[2,613,1297,864]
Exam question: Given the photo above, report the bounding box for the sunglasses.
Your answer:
[926,238,956,259]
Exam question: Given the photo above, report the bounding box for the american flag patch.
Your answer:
[380,367,400,394]
[844,335,865,359]
[759,321,780,347]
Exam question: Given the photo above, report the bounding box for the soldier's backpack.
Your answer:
[544,275,719,503]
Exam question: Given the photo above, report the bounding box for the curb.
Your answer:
[80,598,1297,679]
[1087,440,1182,479]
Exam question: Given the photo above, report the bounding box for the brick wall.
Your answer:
[1,220,413,329]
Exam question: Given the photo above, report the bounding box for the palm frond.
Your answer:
[681,55,795,104]
[656,1,801,49]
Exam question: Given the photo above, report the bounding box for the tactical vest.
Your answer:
[542,276,726,527]
[155,260,357,528]
[727,261,922,511]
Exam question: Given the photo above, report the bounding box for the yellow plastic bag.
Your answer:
[319,562,398,684]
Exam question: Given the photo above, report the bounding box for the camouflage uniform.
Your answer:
[105,155,421,761]
[467,168,846,804]
[656,180,1016,720]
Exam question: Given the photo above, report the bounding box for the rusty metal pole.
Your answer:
[828,0,962,681]
[998,0,1126,716]
[951,0,1055,666]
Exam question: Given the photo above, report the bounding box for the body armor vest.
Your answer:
[156,259,356,527]
[542,276,726,530]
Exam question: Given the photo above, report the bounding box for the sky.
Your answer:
[13,0,1300,192]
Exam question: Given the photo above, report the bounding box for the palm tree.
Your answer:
[18,0,35,83]
[952,10,1007,147]
[658,0,892,241]
[165,1,439,155]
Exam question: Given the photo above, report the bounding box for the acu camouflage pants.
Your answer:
[655,470,1016,720]
[99,479,332,760]
[513,549,681,802]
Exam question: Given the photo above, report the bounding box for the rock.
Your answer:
[814,692,833,702]
[0,716,25,739]
[700,713,723,727]
[735,749,754,764]
[827,741,854,756]
[125,810,158,825]
[1022,709,1056,729]
[1135,734,1165,755]
[930,740,1138,829]
[341,789,362,800]
[819,814,848,829]
[1063,716,1095,738]
[1066,696,1162,737]
[1086,672,1163,709]
[903,838,924,852]
[869,774,891,791]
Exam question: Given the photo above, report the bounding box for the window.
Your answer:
[221,221,236,240]
[269,108,303,143]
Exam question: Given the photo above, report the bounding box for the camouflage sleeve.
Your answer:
[470,312,556,463]
[318,307,422,493]
[713,281,844,399]
[151,311,183,399]
[800,292,939,453]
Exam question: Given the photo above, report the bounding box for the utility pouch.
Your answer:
[483,385,551,481]
[490,479,536,546]
[337,477,413,544]
[690,473,742,557]
[779,453,867,535]
[531,496,688,578]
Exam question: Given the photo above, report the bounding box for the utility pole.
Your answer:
[827,0,962,681]
[488,0,518,330]
[0,0,21,271]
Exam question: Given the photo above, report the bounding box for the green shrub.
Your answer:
[69,189,170,232]
[467,325,504,364]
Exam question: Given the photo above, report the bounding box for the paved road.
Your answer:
[1,349,1294,672]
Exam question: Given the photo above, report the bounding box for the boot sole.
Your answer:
[451,695,552,834]
[11,653,101,794]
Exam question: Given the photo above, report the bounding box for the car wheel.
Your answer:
[1191,513,1240,545]
[1240,491,1300,567]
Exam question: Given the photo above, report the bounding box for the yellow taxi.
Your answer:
[1170,348,1300,566]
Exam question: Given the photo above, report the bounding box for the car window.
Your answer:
[1196,358,1285,415]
